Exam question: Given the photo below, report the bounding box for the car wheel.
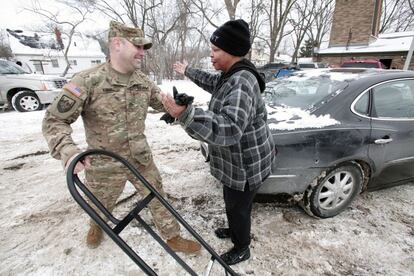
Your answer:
[305,164,363,218]
[11,91,42,112]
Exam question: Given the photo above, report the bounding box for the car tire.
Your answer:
[305,164,363,218]
[11,91,42,112]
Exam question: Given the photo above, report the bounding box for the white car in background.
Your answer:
[298,62,329,70]
[0,59,66,112]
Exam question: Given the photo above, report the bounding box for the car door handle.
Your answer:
[374,138,393,144]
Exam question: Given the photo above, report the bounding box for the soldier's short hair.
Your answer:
[108,21,152,50]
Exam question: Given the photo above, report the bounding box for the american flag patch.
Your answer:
[63,83,82,97]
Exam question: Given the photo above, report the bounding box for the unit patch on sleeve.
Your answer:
[57,95,76,113]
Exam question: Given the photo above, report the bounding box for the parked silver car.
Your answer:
[0,59,66,112]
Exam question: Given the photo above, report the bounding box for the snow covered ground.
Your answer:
[1,80,413,276]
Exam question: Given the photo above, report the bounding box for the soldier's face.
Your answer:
[120,39,145,71]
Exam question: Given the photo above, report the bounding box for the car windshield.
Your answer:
[0,60,27,74]
[264,70,352,110]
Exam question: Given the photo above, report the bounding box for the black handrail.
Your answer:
[66,149,237,276]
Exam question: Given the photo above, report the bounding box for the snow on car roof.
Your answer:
[283,68,369,82]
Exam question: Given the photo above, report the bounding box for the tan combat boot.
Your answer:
[167,236,201,254]
[86,225,103,248]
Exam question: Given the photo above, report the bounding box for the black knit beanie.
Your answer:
[210,19,251,57]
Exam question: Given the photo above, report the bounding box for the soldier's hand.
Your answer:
[161,93,186,118]
[173,61,188,75]
[66,153,91,174]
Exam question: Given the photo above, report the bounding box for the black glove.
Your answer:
[173,86,194,105]
[160,86,194,124]
[160,113,176,124]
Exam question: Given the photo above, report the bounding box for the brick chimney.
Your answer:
[329,0,382,47]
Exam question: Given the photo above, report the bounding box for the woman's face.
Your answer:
[210,44,233,72]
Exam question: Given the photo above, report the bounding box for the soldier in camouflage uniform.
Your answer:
[42,21,201,253]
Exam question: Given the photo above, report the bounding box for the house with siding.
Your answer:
[2,28,106,77]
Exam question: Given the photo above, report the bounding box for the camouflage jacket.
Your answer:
[42,62,164,167]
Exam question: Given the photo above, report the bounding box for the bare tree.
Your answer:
[289,0,316,62]
[0,31,12,59]
[84,30,110,58]
[92,0,162,31]
[89,0,125,22]
[173,0,210,67]
[243,0,267,60]
[189,0,247,28]
[145,0,182,83]
[25,0,93,76]
[259,0,296,62]
[176,0,191,62]
[224,0,241,19]
[409,0,414,13]
[188,0,225,28]
[380,0,414,33]
[307,0,334,49]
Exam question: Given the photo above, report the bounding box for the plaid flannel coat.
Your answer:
[178,66,275,191]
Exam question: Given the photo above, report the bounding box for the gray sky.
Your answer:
[2,0,109,32]
[1,1,43,29]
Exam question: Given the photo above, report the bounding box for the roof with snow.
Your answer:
[274,54,292,62]
[3,28,105,58]
[318,31,414,55]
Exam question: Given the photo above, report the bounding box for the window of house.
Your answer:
[51,59,59,68]
[33,62,43,72]
[69,60,77,66]
[91,60,102,65]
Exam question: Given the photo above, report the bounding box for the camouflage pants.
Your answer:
[85,156,180,240]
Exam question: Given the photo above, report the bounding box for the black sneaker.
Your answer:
[214,227,231,239]
[220,247,250,265]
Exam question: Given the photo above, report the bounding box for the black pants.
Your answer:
[223,185,258,250]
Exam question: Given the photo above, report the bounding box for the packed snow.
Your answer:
[266,105,339,131]
[1,80,413,275]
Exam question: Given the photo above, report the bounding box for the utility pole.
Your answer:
[403,34,414,70]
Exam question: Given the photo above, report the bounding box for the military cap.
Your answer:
[108,21,152,50]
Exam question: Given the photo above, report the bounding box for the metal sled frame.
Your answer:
[66,149,238,276]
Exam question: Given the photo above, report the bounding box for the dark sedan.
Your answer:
[201,68,414,218]
[262,68,414,217]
